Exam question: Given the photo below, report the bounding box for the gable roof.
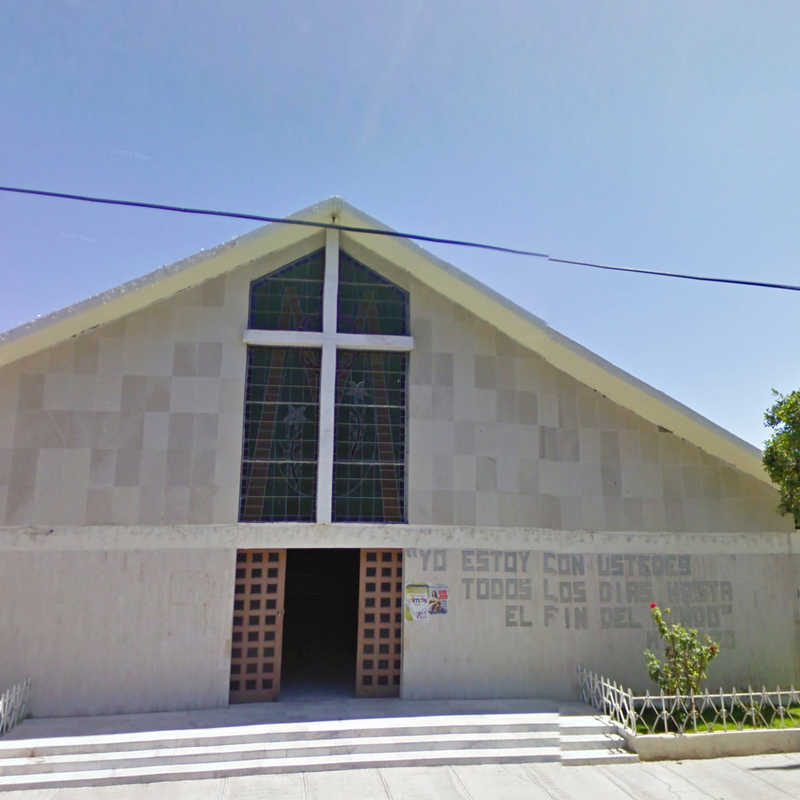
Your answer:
[0,196,770,485]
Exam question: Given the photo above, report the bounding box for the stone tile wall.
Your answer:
[0,233,789,532]
[343,240,788,534]
[0,235,324,526]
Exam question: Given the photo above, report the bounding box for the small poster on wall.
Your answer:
[405,583,448,622]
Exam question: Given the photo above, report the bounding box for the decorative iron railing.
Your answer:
[578,666,800,734]
[0,678,31,736]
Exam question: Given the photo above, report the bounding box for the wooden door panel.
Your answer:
[355,549,403,697]
[229,549,286,703]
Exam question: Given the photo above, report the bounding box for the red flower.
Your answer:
[650,602,658,608]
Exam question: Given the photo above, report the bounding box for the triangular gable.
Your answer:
[0,196,769,486]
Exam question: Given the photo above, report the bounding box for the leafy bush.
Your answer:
[644,604,719,695]
[763,388,800,528]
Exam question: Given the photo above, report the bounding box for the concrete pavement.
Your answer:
[1,754,799,799]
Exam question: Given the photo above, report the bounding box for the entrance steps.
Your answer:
[0,704,635,789]
[559,711,638,766]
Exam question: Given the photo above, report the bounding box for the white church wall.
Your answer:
[0,218,794,720]
[0,525,796,716]
[342,239,790,534]
[401,530,800,700]
[0,547,235,717]
[0,233,325,528]
[0,233,790,532]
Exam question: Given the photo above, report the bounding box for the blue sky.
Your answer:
[1,1,798,447]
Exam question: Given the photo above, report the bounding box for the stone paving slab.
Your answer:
[375,765,460,800]
[723,753,800,795]
[303,768,385,800]
[657,755,798,799]
[454,764,553,799]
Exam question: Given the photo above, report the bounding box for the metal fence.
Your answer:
[577,666,800,734]
[0,678,31,736]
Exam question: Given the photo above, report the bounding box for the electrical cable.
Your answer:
[0,186,548,258]
[1,184,798,293]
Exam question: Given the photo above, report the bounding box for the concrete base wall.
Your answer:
[0,548,235,717]
[628,729,800,760]
[1,524,797,717]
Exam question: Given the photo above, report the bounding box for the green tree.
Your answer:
[763,389,800,528]
[644,604,719,696]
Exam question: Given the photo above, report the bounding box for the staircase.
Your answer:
[559,711,638,766]
[0,706,636,789]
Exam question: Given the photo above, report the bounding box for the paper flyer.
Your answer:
[405,583,448,622]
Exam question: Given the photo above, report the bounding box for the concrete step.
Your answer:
[0,713,559,759]
[558,716,618,736]
[558,712,638,765]
[0,708,641,786]
[560,733,628,752]
[561,748,639,766]
[0,747,563,790]
[0,731,560,776]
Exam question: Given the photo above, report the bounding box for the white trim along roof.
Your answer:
[0,196,770,485]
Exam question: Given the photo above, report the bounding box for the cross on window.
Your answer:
[241,230,414,523]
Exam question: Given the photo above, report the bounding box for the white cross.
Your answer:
[242,229,414,522]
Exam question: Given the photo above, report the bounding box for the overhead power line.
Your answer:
[1,184,798,293]
[0,186,548,258]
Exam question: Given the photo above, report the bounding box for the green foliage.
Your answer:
[644,605,719,695]
[635,704,800,734]
[763,389,800,528]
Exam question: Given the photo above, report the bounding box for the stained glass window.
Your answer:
[332,350,406,522]
[249,250,324,331]
[241,243,411,525]
[239,347,320,522]
[337,252,408,335]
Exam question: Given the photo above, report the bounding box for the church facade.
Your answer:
[0,198,796,718]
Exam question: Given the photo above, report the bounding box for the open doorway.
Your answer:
[280,548,360,698]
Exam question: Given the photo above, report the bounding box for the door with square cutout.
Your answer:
[355,549,403,697]
[229,549,286,702]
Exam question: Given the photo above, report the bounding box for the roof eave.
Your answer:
[0,195,771,487]
[331,201,769,485]
[0,197,342,367]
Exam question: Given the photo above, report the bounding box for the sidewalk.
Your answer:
[2,754,799,799]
